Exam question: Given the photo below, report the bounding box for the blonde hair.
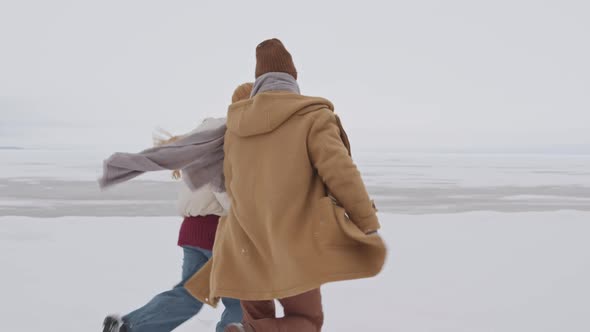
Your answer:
[152,128,183,179]
[154,82,254,180]
[232,82,254,103]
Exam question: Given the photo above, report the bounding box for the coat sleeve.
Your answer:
[307,109,380,233]
[222,134,233,209]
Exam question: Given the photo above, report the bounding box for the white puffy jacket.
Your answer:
[175,118,230,217]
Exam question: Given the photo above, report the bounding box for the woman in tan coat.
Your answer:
[186,39,386,332]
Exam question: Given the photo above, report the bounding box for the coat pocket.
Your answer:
[316,196,365,248]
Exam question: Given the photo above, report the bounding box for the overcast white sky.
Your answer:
[1,0,589,151]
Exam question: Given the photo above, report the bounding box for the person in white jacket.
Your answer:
[103,83,254,332]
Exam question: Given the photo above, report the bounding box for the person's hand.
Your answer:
[365,230,378,235]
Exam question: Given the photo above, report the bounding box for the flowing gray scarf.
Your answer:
[251,72,300,97]
[99,73,300,192]
[99,120,226,192]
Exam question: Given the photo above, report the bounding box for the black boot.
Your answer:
[102,315,127,332]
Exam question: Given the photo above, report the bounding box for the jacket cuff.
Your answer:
[355,213,381,233]
[348,200,380,233]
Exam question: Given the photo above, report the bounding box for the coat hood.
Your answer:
[227,92,334,137]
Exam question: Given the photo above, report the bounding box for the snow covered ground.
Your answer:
[1,149,590,331]
[1,212,589,332]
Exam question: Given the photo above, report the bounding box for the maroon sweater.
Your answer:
[177,215,220,250]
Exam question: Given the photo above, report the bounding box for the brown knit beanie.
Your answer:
[232,82,253,103]
[255,38,298,80]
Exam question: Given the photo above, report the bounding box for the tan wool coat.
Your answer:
[185,92,387,305]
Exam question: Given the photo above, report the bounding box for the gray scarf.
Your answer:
[99,73,300,192]
[99,120,226,192]
[251,72,300,97]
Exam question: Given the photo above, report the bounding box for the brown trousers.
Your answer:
[241,288,324,332]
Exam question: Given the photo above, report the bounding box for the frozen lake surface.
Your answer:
[1,148,589,331]
[1,212,589,332]
[1,149,590,216]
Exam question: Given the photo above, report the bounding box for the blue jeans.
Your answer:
[123,246,242,332]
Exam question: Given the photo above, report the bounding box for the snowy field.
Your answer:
[1,148,590,331]
[2,213,589,332]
